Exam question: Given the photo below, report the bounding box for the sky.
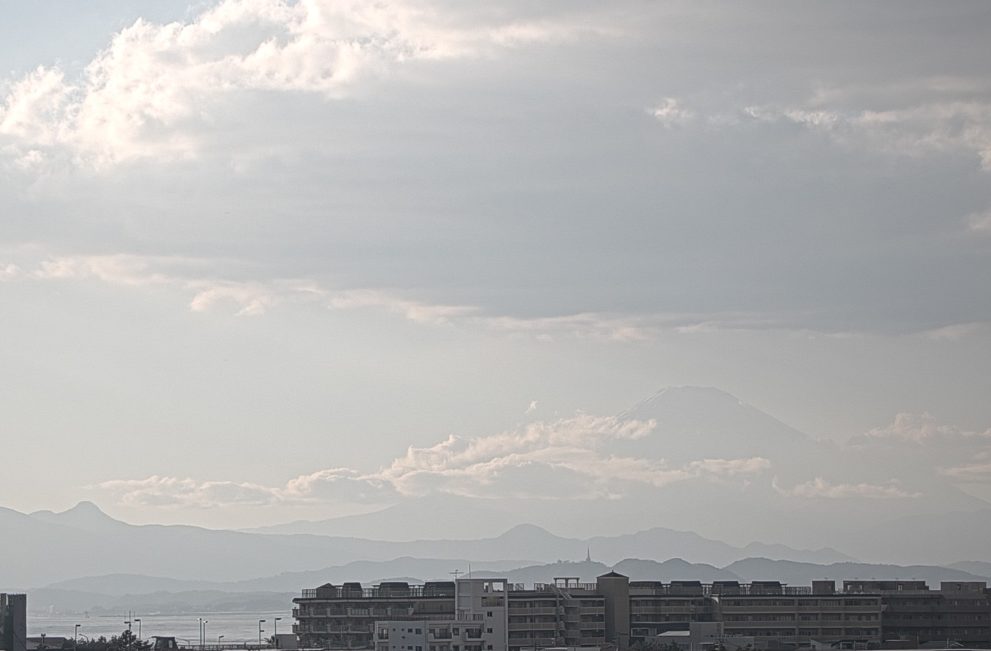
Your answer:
[1,0,991,533]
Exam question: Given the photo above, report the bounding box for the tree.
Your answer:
[75,630,150,651]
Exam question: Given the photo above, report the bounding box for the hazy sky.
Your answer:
[2,1,991,531]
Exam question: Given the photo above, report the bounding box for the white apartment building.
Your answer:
[376,580,509,651]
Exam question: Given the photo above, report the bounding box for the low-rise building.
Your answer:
[844,580,991,647]
[716,581,882,646]
[293,575,991,651]
[375,579,511,651]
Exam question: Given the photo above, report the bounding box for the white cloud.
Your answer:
[32,254,183,286]
[282,467,399,503]
[940,461,991,483]
[329,289,476,325]
[650,98,695,127]
[13,250,986,341]
[855,412,991,445]
[774,476,919,500]
[0,263,22,280]
[97,475,283,508]
[967,208,991,234]
[7,252,798,338]
[0,0,596,170]
[477,312,658,342]
[97,467,398,509]
[95,413,772,509]
[742,99,991,172]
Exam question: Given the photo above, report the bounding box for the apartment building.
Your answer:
[714,581,882,646]
[844,580,991,647]
[295,581,457,649]
[374,578,511,651]
[294,574,991,651]
[628,580,713,640]
[295,578,605,651]
[507,578,607,651]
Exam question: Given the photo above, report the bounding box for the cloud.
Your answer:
[97,475,283,508]
[853,412,991,445]
[6,251,818,338]
[921,322,989,341]
[329,289,476,325]
[0,0,596,170]
[95,413,772,509]
[0,263,22,280]
[97,467,398,509]
[281,467,400,503]
[967,208,991,234]
[7,252,470,320]
[650,98,695,127]
[741,97,991,172]
[774,477,919,500]
[939,461,991,483]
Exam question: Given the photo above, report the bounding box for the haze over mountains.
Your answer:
[2,501,852,587]
[4,386,991,617]
[4,500,991,616]
[238,387,991,563]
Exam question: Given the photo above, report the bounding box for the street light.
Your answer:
[74,624,81,651]
[274,618,282,648]
[218,635,225,646]
[135,619,142,640]
[258,620,266,646]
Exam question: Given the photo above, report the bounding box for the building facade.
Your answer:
[845,580,991,647]
[374,579,512,651]
[294,575,991,651]
[295,581,457,649]
[0,594,27,651]
[295,578,605,651]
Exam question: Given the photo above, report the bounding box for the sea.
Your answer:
[29,611,293,644]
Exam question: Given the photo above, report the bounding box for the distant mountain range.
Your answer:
[0,500,855,587]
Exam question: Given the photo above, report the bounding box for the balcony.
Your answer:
[508,623,557,632]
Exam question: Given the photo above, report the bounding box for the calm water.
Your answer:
[29,612,293,644]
